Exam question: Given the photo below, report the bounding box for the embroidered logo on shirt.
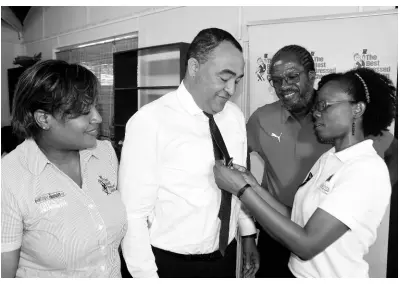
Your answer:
[271,132,282,142]
[320,174,334,194]
[98,175,117,195]
[35,191,66,204]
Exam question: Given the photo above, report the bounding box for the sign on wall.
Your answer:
[247,11,398,124]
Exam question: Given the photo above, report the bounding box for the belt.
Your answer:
[152,239,236,262]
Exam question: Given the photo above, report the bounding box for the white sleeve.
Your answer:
[119,109,159,278]
[319,157,391,231]
[238,206,258,236]
[235,108,257,236]
[1,182,23,253]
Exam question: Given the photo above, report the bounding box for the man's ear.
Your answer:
[187,58,200,78]
[33,110,51,131]
[353,101,366,119]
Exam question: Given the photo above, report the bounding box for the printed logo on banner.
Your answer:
[311,51,336,80]
[255,54,272,82]
[353,49,392,79]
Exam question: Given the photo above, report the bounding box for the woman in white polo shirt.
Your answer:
[213,67,396,277]
[1,60,127,277]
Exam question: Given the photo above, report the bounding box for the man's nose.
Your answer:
[225,80,236,96]
[281,77,291,88]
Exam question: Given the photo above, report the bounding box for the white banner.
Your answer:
[247,11,398,125]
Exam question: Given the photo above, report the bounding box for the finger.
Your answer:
[245,267,254,278]
[232,163,246,172]
[243,254,253,277]
[214,160,226,169]
[243,265,253,278]
[243,266,251,278]
[252,260,260,276]
[243,268,253,278]
[241,173,254,183]
[241,173,249,179]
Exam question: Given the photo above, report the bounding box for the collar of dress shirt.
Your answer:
[177,81,207,116]
[24,139,101,175]
[329,139,375,163]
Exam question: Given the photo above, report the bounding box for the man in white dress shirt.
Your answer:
[119,28,259,278]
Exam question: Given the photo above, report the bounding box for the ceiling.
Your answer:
[9,6,31,25]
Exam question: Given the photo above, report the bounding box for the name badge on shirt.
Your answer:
[319,174,334,194]
[35,191,67,213]
[98,175,117,195]
[35,191,66,204]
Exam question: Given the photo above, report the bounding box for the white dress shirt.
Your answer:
[119,82,256,278]
[288,140,391,277]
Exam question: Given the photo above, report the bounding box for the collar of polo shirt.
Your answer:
[24,139,102,175]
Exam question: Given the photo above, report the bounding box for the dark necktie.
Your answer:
[203,111,232,256]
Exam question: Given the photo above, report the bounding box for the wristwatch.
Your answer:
[237,184,251,199]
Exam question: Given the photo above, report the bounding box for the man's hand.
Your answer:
[241,235,260,278]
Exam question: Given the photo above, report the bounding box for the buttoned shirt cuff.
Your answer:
[238,217,257,236]
[1,242,21,253]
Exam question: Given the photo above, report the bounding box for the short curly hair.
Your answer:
[11,60,99,139]
[186,27,242,65]
[317,68,396,137]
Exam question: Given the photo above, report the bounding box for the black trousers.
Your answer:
[151,239,237,278]
[255,224,293,278]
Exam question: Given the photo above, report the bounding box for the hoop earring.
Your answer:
[352,121,356,136]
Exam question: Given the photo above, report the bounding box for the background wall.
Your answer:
[4,6,396,277]
[1,21,26,127]
[20,6,395,121]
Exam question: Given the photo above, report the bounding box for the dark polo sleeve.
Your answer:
[246,110,262,155]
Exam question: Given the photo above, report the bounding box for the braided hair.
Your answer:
[269,45,315,73]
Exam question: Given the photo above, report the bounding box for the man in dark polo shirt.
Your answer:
[246,45,331,277]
